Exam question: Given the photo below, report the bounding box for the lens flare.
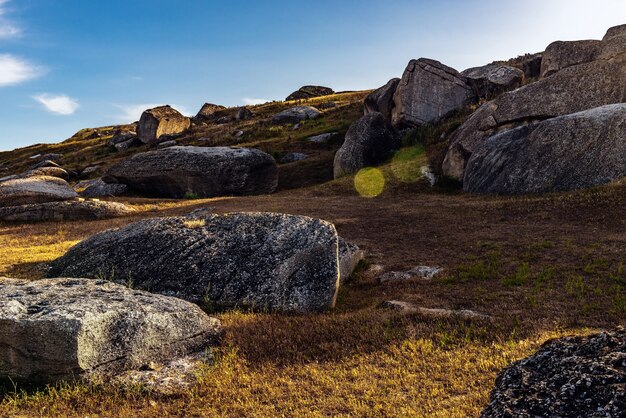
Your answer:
[354,167,385,198]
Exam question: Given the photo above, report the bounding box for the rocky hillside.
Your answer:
[0,23,625,418]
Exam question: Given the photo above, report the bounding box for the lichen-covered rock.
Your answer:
[48,212,343,313]
[271,106,321,125]
[464,104,626,194]
[137,105,191,145]
[364,78,400,122]
[103,146,278,198]
[0,176,78,207]
[286,86,334,101]
[391,58,476,127]
[0,277,221,384]
[0,200,134,222]
[481,328,626,418]
[333,112,400,178]
[461,64,524,100]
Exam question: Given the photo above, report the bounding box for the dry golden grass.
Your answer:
[0,148,624,417]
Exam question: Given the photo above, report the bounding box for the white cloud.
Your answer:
[113,103,190,123]
[33,94,80,115]
[0,54,40,86]
[0,0,21,39]
[242,97,268,106]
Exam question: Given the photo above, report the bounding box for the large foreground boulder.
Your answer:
[0,176,78,207]
[286,86,334,101]
[461,64,524,100]
[103,146,278,198]
[271,106,321,125]
[443,25,626,181]
[0,277,221,384]
[464,104,626,194]
[391,58,476,127]
[48,212,343,313]
[137,105,191,145]
[0,200,134,222]
[364,78,400,122]
[334,112,400,178]
[481,328,626,418]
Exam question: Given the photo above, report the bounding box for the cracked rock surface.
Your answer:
[0,277,221,384]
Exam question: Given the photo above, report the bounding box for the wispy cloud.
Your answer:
[0,0,22,39]
[113,103,190,123]
[0,54,41,86]
[33,94,80,115]
[242,97,268,106]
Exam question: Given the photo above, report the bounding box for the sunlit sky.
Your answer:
[0,0,624,150]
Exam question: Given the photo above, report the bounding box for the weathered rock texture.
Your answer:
[0,200,134,222]
[48,212,343,313]
[481,328,626,418]
[0,176,78,207]
[103,146,278,198]
[286,86,334,101]
[0,277,221,384]
[443,25,626,182]
[540,40,603,78]
[338,238,364,285]
[272,106,321,125]
[364,78,400,122]
[334,112,400,178]
[464,104,626,194]
[137,106,190,145]
[392,58,476,127]
[461,64,524,100]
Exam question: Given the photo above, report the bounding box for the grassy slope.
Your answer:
[0,143,624,416]
[0,92,369,190]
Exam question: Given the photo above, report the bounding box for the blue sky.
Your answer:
[0,0,624,151]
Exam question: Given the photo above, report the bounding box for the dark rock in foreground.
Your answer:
[334,112,400,178]
[0,200,134,222]
[464,104,626,194]
[103,146,278,198]
[481,328,626,418]
[0,277,221,384]
[48,212,344,313]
